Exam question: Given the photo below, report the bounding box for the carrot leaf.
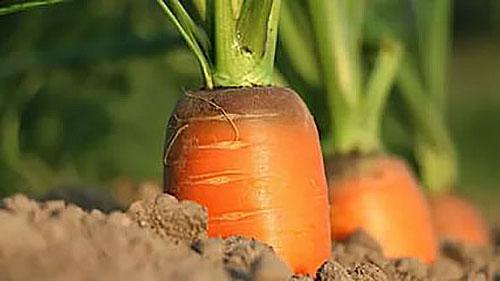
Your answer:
[0,0,68,16]
[279,1,320,87]
[412,0,451,111]
[397,57,457,192]
[156,0,213,88]
[307,0,402,154]
[364,38,402,147]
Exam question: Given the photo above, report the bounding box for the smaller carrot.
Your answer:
[431,194,490,246]
[327,155,437,263]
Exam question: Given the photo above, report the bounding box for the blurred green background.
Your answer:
[0,1,498,220]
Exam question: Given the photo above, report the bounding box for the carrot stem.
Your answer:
[157,0,281,88]
[0,0,68,16]
[308,0,401,154]
[395,0,457,193]
[363,39,403,151]
[156,0,213,88]
[397,58,457,193]
[412,0,451,111]
[279,2,320,87]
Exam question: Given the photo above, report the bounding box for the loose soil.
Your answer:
[0,194,497,280]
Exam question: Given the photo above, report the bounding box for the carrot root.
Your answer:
[164,87,331,274]
[431,194,491,246]
[326,155,438,263]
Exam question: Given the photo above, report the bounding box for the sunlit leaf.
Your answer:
[0,0,69,16]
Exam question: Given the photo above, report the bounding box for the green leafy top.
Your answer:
[0,0,68,16]
[281,0,402,155]
[156,0,282,89]
[359,0,456,192]
[395,0,456,193]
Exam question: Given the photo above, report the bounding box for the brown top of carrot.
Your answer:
[168,87,309,122]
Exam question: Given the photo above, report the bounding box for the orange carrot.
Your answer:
[326,155,437,263]
[157,0,331,274]
[164,87,331,274]
[431,194,490,246]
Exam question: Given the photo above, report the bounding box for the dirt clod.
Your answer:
[194,236,292,281]
[127,194,207,245]
[316,260,352,281]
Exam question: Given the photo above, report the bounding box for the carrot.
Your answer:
[326,155,437,263]
[157,0,331,274]
[431,194,490,246]
[280,0,438,262]
[395,0,491,246]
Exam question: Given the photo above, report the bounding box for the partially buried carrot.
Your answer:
[157,0,331,274]
[325,155,437,263]
[279,0,438,263]
[431,194,490,246]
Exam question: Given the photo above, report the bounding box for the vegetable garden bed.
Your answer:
[0,194,497,280]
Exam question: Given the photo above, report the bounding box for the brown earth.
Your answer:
[0,193,497,280]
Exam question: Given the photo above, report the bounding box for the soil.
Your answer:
[0,193,497,281]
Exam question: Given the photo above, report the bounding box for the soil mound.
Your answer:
[0,194,497,280]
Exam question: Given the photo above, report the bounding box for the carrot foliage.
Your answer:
[395,0,456,193]
[281,0,402,154]
[156,0,282,89]
[0,0,69,16]
[359,0,456,192]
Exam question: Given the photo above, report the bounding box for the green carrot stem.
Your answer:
[308,0,357,154]
[363,39,403,151]
[412,0,451,111]
[156,0,213,88]
[345,0,365,49]
[307,0,340,130]
[400,0,456,193]
[157,0,281,88]
[279,1,320,87]
[397,58,457,192]
[318,0,361,107]
[0,0,68,16]
[309,0,401,155]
